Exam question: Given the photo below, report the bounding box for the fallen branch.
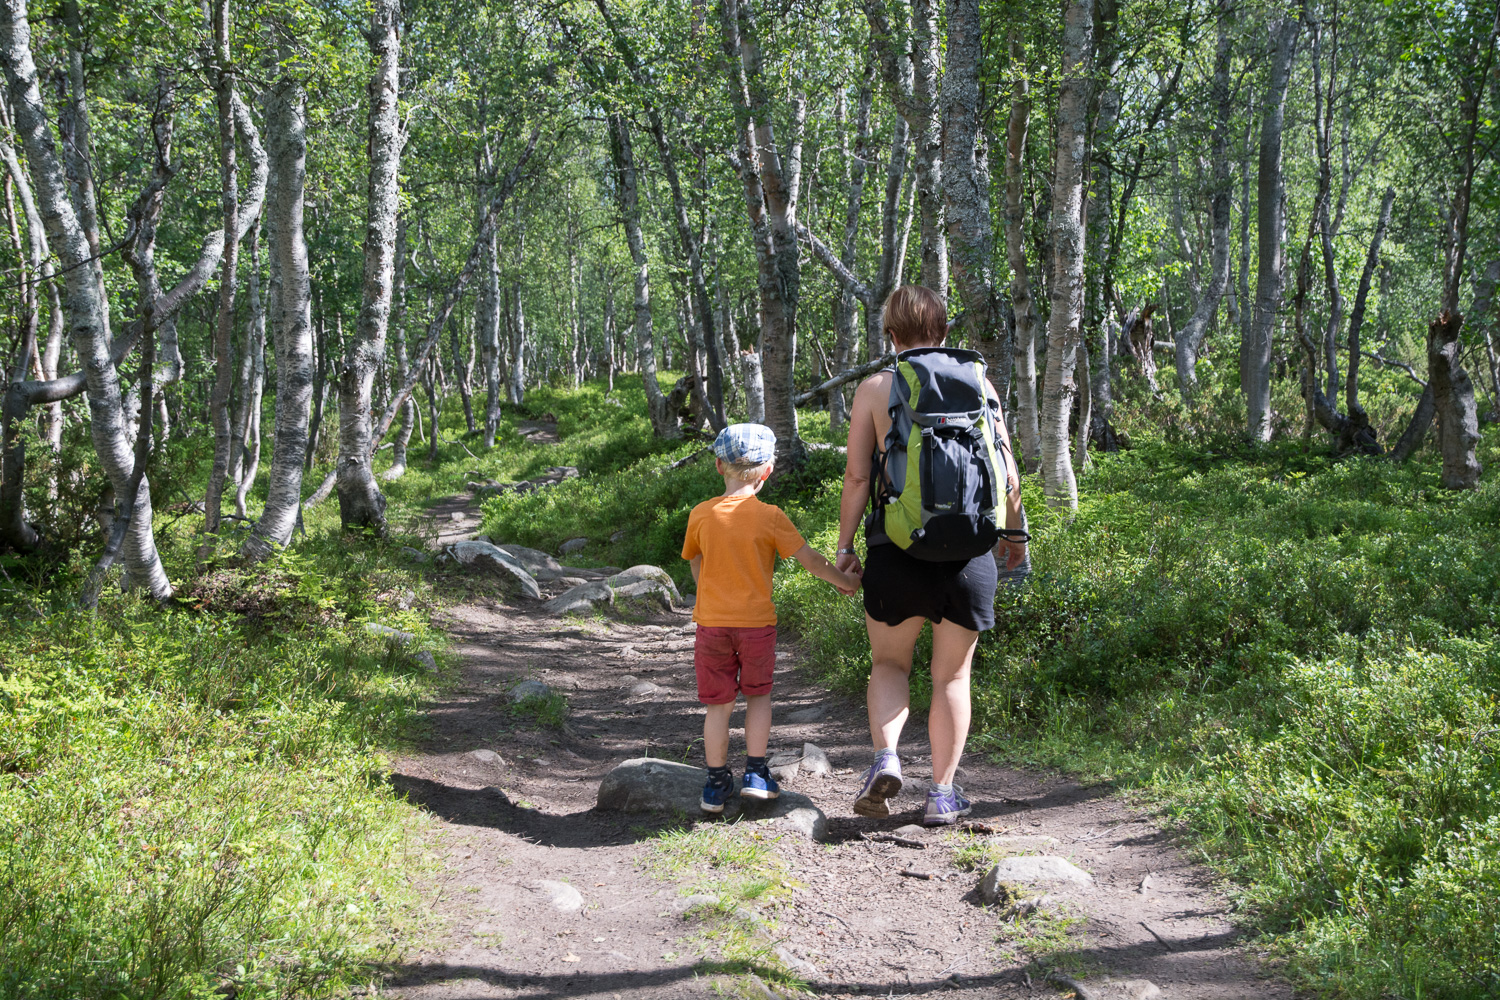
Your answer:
[656,445,710,473]
[793,353,895,406]
[862,832,926,849]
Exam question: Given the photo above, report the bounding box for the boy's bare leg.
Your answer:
[742,694,771,758]
[928,619,979,786]
[703,702,735,768]
[865,615,925,750]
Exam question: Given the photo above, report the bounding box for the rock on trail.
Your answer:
[596,757,827,840]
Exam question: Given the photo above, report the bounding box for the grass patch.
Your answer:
[506,691,570,728]
[645,823,805,991]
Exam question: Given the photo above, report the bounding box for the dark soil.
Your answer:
[382,496,1294,1000]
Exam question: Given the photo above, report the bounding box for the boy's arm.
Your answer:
[792,544,860,594]
[689,553,702,584]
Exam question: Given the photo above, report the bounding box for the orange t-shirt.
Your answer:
[681,494,806,627]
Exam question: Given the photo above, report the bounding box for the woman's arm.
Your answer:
[837,377,883,574]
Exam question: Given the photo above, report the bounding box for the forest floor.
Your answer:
[381,456,1296,1000]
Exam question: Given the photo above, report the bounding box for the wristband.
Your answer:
[836,547,858,556]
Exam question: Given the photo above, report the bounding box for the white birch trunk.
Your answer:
[334,0,401,534]
[1038,0,1094,509]
[1003,35,1041,468]
[244,49,313,560]
[0,0,170,596]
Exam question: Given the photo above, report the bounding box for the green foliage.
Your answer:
[0,592,436,999]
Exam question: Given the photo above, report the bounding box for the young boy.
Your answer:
[682,423,861,813]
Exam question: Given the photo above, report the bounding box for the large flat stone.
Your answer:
[495,544,562,573]
[544,580,614,615]
[595,757,826,839]
[984,855,1093,887]
[448,540,542,599]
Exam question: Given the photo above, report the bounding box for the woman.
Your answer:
[834,285,1029,826]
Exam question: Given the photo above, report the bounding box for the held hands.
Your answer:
[832,551,863,596]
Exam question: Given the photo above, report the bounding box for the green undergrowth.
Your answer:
[0,579,440,998]
[0,402,502,996]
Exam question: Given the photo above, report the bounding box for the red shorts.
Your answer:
[693,625,777,705]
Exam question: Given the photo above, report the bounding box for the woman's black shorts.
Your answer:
[861,541,997,632]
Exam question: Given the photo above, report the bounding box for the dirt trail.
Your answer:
[383,488,1292,1000]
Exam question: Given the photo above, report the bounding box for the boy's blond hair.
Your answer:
[725,459,774,483]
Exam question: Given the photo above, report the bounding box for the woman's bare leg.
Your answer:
[928,619,979,785]
[865,615,925,751]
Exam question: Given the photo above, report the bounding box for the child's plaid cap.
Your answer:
[713,423,777,465]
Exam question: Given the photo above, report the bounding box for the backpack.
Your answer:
[866,347,1020,562]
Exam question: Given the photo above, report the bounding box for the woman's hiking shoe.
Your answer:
[700,776,737,814]
[852,759,904,818]
[923,785,973,826]
[740,769,780,800]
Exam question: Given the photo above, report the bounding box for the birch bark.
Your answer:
[1245,10,1303,441]
[1004,33,1041,467]
[0,0,170,596]
[1038,0,1094,509]
[203,0,239,538]
[244,47,313,560]
[606,113,677,438]
[721,0,803,458]
[335,0,402,534]
[941,0,1008,403]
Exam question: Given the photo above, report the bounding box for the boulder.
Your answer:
[495,544,562,573]
[398,546,431,564]
[800,743,833,776]
[543,580,614,615]
[612,578,676,610]
[559,537,590,555]
[983,855,1093,888]
[627,680,661,698]
[596,757,827,839]
[609,530,627,543]
[509,679,553,702]
[607,565,682,602]
[447,540,542,600]
[364,622,415,644]
[414,650,438,672]
[784,706,827,724]
[468,749,505,766]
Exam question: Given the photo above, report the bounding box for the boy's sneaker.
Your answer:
[700,776,737,814]
[852,757,904,818]
[740,769,780,801]
[923,785,973,826]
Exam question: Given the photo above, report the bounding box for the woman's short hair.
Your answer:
[882,285,948,350]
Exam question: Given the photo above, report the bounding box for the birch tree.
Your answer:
[334,0,403,533]
[1038,0,1095,508]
